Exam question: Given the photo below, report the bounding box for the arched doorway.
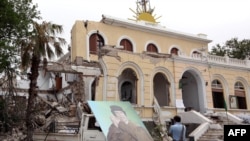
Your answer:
[118,68,137,104]
[181,70,205,112]
[153,73,170,106]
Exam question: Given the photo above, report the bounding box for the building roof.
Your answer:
[101,14,212,43]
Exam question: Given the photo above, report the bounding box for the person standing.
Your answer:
[168,115,186,141]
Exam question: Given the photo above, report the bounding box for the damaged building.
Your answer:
[67,0,250,140]
[1,0,250,141]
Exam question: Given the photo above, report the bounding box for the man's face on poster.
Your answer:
[114,110,128,123]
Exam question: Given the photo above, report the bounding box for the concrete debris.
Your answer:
[0,128,26,141]
[37,114,56,131]
[0,94,89,141]
[33,99,84,134]
[0,77,91,141]
[34,114,46,126]
[51,101,59,107]
[56,106,68,113]
[69,104,77,117]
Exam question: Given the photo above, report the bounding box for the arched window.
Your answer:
[192,51,201,55]
[89,33,104,54]
[212,80,222,89]
[235,81,244,90]
[170,47,179,55]
[120,39,133,52]
[146,43,158,53]
[211,79,225,109]
[231,81,247,109]
[192,51,202,57]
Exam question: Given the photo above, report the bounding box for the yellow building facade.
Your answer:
[70,4,250,120]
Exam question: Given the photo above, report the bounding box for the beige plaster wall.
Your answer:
[209,67,250,110]
[71,20,208,61]
[71,19,250,117]
[71,21,87,60]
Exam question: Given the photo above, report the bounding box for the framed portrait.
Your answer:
[88,101,152,141]
[229,95,238,109]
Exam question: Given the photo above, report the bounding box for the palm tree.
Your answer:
[20,21,66,141]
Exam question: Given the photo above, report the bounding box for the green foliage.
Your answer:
[0,1,66,139]
[21,21,66,141]
[0,0,40,135]
[151,124,164,141]
[0,0,40,74]
[0,97,26,132]
[209,38,250,60]
[209,44,228,57]
[0,0,40,42]
[0,43,18,73]
[20,21,66,70]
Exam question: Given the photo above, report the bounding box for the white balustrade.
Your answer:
[178,53,250,68]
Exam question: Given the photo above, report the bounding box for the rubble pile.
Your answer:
[33,95,81,133]
[0,128,26,141]
[0,93,87,141]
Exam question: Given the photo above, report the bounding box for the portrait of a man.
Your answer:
[107,105,153,141]
[87,101,153,141]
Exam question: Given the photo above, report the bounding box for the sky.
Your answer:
[32,0,250,51]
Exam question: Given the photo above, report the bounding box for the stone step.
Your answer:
[198,139,223,141]
[204,130,224,135]
[200,135,224,139]
[206,130,223,133]
[206,129,223,132]
[197,138,223,141]
[200,135,223,139]
[203,133,223,136]
[197,127,224,141]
